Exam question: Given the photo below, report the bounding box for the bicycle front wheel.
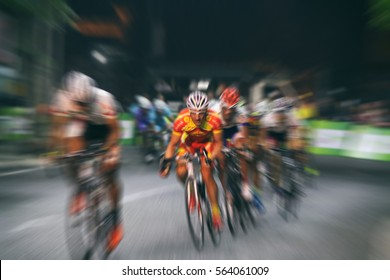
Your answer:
[184,177,204,251]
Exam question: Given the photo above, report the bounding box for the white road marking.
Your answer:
[9,215,58,233]
[0,158,132,177]
[0,167,43,177]
[122,185,178,203]
[8,185,179,233]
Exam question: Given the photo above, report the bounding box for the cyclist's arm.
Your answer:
[49,115,67,152]
[164,132,181,159]
[105,117,120,148]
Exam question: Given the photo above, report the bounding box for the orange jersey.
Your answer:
[173,109,222,145]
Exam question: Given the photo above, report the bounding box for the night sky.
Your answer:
[65,0,370,99]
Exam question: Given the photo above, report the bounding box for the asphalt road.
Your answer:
[1,154,390,260]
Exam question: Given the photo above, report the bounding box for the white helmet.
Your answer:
[153,99,168,111]
[187,91,209,111]
[63,71,96,103]
[136,95,152,110]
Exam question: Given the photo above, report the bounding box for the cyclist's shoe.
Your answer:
[69,193,86,215]
[212,206,223,231]
[241,184,253,201]
[107,223,124,253]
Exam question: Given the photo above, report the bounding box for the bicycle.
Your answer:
[223,147,257,236]
[182,148,222,251]
[61,144,115,259]
[271,148,305,221]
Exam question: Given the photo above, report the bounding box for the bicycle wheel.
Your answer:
[184,177,204,251]
[244,199,257,228]
[225,193,238,236]
[92,190,115,260]
[289,179,303,219]
[65,192,97,259]
[275,189,289,221]
[93,210,115,260]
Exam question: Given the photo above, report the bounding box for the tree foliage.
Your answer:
[368,0,390,30]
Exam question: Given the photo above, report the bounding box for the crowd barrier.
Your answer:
[2,109,387,162]
[307,120,390,162]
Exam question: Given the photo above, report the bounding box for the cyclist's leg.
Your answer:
[232,132,251,200]
[252,144,264,193]
[200,143,222,229]
[107,168,122,220]
[103,145,123,252]
[66,137,87,214]
[68,159,86,214]
[176,145,188,184]
[268,147,282,190]
[106,170,124,252]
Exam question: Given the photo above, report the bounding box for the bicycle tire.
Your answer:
[65,192,96,259]
[244,200,257,227]
[184,177,204,251]
[225,167,242,236]
[225,194,238,236]
[94,211,115,260]
[280,164,299,222]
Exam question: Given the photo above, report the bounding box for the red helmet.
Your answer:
[220,87,240,109]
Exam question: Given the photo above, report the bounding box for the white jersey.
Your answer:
[262,111,300,132]
[51,87,117,137]
[210,100,248,128]
[262,110,303,145]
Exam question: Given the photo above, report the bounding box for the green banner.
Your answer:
[307,121,390,162]
[119,113,135,145]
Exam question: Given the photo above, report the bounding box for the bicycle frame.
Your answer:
[223,147,256,234]
[63,145,113,259]
[271,148,303,221]
[182,148,220,250]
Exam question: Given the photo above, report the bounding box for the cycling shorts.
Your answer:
[176,141,214,159]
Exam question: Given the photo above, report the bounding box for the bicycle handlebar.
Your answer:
[181,148,211,166]
[57,146,109,161]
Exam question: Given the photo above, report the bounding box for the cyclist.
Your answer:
[245,106,267,212]
[260,91,301,192]
[159,91,224,230]
[49,71,123,253]
[152,98,174,150]
[211,87,253,201]
[132,95,156,163]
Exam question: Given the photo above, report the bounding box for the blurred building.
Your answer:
[0,5,66,109]
[0,1,70,149]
